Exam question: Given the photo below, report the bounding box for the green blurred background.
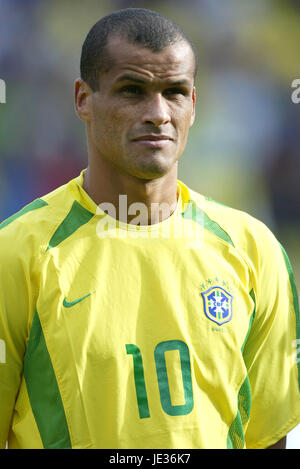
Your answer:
[0,0,299,447]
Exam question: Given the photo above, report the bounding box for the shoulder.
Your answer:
[189,189,292,311]
[0,181,76,262]
[181,180,279,254]
[180,181,283,279]
[202,194,278,253]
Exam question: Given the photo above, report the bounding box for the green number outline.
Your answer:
[155,340,194,416]
[126,344,150,419]
[126,340,194,418]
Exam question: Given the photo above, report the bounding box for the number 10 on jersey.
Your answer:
[126,340,194,418]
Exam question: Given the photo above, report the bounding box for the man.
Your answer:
[0,8,299,449]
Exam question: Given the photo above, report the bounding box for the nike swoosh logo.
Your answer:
[63,292,94,308]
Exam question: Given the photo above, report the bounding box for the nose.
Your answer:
[142,93,171,126]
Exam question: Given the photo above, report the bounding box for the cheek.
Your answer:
[98,105,132,133]
[91,107,134,155]
[177,112,193,141]
[173,101,194,129]
[92,109,117,142]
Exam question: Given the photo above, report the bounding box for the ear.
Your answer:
[189,87,196,127]
[74,78,93,123]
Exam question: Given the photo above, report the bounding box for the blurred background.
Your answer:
[0,0,299,448]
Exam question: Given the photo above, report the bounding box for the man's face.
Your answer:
[85,35,195,180]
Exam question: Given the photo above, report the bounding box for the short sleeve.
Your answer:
[0,226,34,449]
[242,222,300,449]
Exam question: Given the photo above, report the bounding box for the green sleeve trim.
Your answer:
[47,200,94,250]
[24,310,72,449]
[241,289,256,353]
[279,243,300,390]
[182,200,234,247]
[0,199,48,230]
[227,376,251,449]
[227,290,255,449]
[204,195,228,208]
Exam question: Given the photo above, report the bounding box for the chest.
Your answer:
[37,239,254,374]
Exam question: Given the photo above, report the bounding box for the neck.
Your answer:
[83,157,179,226]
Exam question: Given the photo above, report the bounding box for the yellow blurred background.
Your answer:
[0,0,299,447]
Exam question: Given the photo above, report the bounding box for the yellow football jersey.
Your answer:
[0,170,299,449]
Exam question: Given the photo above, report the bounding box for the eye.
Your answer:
[163,87,187,97]
[119,85,143,95]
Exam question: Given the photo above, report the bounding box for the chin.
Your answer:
[128,153,177,180]
[131,163,173,180]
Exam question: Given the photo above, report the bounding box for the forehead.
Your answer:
[103,35,195,83]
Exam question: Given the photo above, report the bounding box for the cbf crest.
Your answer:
[201,286,233,325]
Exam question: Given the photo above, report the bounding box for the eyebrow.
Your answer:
[116,75,147,84]
[115,75,191,86]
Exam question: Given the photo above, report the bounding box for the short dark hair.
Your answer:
[80,8,198,91]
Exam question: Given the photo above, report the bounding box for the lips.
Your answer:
[132,134,173,142]
[131,134,174,148]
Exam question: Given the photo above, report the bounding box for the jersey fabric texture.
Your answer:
[0,170,300,449]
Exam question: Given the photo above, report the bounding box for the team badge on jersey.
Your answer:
[201,286,233,325]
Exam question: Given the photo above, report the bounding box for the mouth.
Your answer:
[131,134,174,148]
